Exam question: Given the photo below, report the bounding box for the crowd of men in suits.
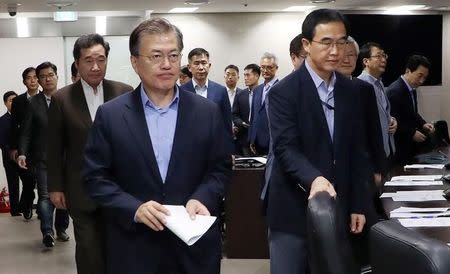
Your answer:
[0,8,435,274]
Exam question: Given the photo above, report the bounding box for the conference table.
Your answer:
[382,147,450,243]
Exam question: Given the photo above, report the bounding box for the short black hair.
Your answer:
[180,65,192,78]
[188,48,209,61]
[290,33,304,56]
[405,55,431,72]
[302,9,349,41]
[36,61,58,77]
[3,91,17,103]
[71,61,78,78]
[224,64,239,73]
[359,42,383,66]
[73,34,110,61]
[21,67,35,81]
[244,63,261,76]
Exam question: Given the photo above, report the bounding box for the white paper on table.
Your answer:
[398,217,450,227]
[384,180,443,186]
[163,205,216,246]
[391,206,450,213]
[404,164,445,170]
[380,192,396,198]
[390,175,442,181]
[235,157,267,164]
[390,211,450,218]
[381,190,446,201]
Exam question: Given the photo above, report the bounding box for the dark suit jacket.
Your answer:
[47,79,132,212]
[82,87,232,274]
[266,64,368,236]
[18,93,49,167]
[9,92,34,150]
[0,112,13,163]
[352,78,386,175]
[180,79,232,131]
[232,88,251,152]
[248,81,278,154]
[387,77,426,164]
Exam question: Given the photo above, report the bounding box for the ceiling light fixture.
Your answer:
[168,7,199,13]
[310,0,335,3]
[47,1,75,9]
[184,0,211,6]
[283,6,316,12]
[384,5,429,14]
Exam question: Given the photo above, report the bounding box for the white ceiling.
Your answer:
[1,0,450,14]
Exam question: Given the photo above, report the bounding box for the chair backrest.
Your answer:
[431,120,450,147]
[307,191,359,274]
[370,220,450,274]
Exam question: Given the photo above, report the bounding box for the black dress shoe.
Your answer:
[23,209,32,220]
[43,233,55,248]
[10,212,21,217]
[56,231,70,242]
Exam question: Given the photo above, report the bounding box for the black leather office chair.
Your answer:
[370,220,450,274]
[307,191,369,274]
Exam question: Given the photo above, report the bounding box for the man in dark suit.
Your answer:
[47,34,132,274]
[232,64,260,156]
[290,33,307,70]
[0,91,20,216]
[224,64,242,153]
[82,18,232,274]
[9,67,39,220]
[180,47,232,131]
[387,55,434,165]
[266,9,368,274]
[248,52,279,155]
[18,62,70,248]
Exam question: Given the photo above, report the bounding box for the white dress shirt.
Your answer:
[192,78,209,98]
[81,78,104,121]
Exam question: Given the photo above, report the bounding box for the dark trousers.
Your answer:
[17,165,35,213]
[269,229,310,274]
[35,167,69,235]
[2,155,19,215]
[70,208,106,274]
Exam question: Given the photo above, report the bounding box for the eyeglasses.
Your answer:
[311,38,347,50]
[370,53,388,60]
[260,65,277,71]
[138,52,181,64]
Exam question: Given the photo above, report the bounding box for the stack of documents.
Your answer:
[380,190,446,201]
[390,207,450,227]
[398,217,450,227]
[404,164,445,170]
[385,175,443,186]
[390,175,442,181]
[164,205,216,246]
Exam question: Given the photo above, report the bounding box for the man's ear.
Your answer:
[130,55,138,74]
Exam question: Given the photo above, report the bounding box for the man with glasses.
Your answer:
[17,62,70,248]
[47,34,132,274]
[358,42,397,171]
[387,55,434,165]
[82,18,232,274]
[181,48,232,131]
[248,52,279,155]
[289,33,307,70]
[266,9,368,274]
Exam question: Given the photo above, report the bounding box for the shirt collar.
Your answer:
[140,84,179,112]
[401,75,414,92]
[305,59,336,91]
[361,70,382,86]
[81,78,103,94]
[192,78,208,90]
[264,77,278,89]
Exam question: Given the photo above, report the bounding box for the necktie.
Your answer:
[412,89,418,113]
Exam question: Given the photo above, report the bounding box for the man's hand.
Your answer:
[186,199,210,220]
[135,200,170,231]
[388,117,397,134]
[413,130,426,142]
[9,149,18,162]
[423,123,435,133]
[350,213,366,234]
[309,176,336,199]
[49,192,67,209]
[373,173,382,187]
[249,144,257,155]
[17,155,27,169]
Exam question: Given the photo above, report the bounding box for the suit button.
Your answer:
[333,160,336,165]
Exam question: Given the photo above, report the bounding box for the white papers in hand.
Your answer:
[404,164,445,170]
[399,217,450,227]
[384,180,443,186]
[164,205,216,246]
[390,175,442,181]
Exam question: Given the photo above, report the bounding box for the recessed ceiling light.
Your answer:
[283,6,316,12]
[47,1,75,9]
[384,5,429,14]
[168,7,199,13]
[184,0,211,6]
[310,0,335,3]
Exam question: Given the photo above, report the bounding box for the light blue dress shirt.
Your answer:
[305,60,336,140]
[140,85,179,183]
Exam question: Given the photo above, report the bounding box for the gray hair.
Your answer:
[347,36,359,55]
[261,52,278,66]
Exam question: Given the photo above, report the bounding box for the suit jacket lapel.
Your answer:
[73,81,93,127]
[102,79,114,102]
[332,77,344,156]
[123,86,163,184]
